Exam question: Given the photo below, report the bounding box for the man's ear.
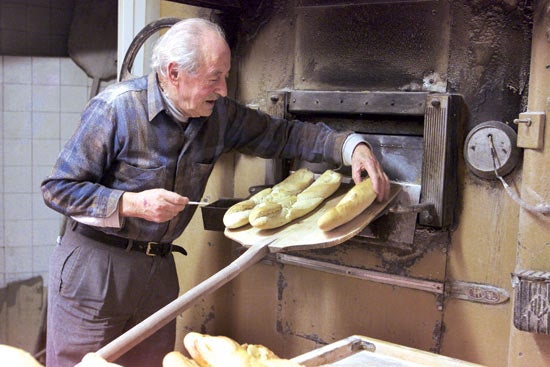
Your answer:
[167,63,179,81]
[170,69,179,80]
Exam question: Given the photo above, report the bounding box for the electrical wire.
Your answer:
[488,135,550,216]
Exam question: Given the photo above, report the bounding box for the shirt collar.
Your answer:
[160,89,189,123]
[147,72,190,124]
[147,72,166,122]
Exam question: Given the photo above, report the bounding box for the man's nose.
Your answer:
[215,78,227,97]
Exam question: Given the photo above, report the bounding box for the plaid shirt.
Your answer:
[41,73,351,243]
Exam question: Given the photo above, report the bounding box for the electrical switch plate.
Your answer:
[516,112,545,149]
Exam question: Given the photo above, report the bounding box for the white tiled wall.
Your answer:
[0,55,110,288]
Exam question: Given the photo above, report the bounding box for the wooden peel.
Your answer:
[225,182,402,253]
[95,183,401,363]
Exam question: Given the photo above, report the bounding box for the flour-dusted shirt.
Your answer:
[41,72,353,243]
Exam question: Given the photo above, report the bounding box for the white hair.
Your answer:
[151,18,226,78]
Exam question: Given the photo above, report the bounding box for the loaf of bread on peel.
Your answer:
[223,168,315,229]
[317,177,377,231]
[163,351,199,367]
[249,170,342,230]
[269,168,315,195]
[248,196,297,230]
[290,170,343,218]
[223,188,272,229]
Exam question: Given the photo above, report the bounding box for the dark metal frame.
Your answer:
[267,90,462,228]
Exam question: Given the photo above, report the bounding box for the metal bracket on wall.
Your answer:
[447,280,510,305]
[267,253,509,305]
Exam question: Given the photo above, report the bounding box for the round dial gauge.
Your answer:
[464,121,520,179]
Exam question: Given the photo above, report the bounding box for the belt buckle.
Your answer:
[146,242,158,256]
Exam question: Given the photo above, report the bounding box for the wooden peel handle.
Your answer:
[95,242,271,362]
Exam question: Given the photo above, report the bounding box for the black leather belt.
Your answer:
[73,223,187,257]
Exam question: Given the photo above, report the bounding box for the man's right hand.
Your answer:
[120,189,189,223]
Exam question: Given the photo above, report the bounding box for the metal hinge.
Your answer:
[447,280,510,305]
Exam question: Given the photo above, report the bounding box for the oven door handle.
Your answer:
[388,202,434,214]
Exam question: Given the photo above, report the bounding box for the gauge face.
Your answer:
[464,121,520,179]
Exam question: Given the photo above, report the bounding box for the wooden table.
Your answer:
[292,335,486,367]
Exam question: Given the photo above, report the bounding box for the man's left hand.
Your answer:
[351,143,390,202]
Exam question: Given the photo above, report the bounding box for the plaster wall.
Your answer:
[153,2,550,367]
[168,2,542,367]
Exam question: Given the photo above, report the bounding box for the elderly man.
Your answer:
[41,18,389,367]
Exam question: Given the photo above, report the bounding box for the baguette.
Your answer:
[223,169,315,229]
[223,188,272,229]
[0,345,44,367]
[163,351,199,367]
[183,332,304,367]
[249,170,342,230]
[244,344,303,367]
[243,344,278,360]
[291,170,343,218]
[248,199,294,229]
[184,332,251,367]
[270,168,315,195]
[317,178,377,231]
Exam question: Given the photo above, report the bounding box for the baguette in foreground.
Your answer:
[184,332,249,367]
[183,332,304,367]
[317,178,377,231]
[0,345,44,367]
[163,351,199,367]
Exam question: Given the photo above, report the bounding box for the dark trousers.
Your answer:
[46,224,179,367]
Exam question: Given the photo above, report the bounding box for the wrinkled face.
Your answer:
[171,34,231,118]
